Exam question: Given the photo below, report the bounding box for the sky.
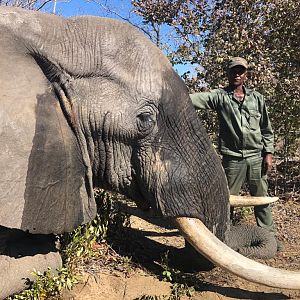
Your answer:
[47,0,137,20]
[43,0,195,76]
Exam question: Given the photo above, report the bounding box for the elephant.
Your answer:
[226,224,277,259]
[0,7,299,298]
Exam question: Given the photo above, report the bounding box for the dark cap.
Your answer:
[228,57,248,69]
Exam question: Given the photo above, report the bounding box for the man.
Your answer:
[190,57,277,238]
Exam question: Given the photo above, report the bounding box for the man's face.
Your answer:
[227,65,247,87]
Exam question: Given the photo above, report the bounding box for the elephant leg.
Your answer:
[0,227,62,299]
[226,224,277,259]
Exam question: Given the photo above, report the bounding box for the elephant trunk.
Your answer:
[225,224,277,259]
[174,217,300,289]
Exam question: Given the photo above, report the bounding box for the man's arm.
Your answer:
[264,153,273,174]
[260,97,274,173]
[190,91,219,111]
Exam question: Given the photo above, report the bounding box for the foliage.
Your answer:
[132,0,300,189]
[132,0,210,77]
[159,251,195,298]
[232,207,254,225]
[61,189,130,266]
[8,267,78,300]
[160,251,175,282]
[202,0,300,158]
[8,190,131,299]
[134,281,194,300]
[0,0,53,11]
[133,251,195,299]
[169,282,194,299]
[134,296,162,300]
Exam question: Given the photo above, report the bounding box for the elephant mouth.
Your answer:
[174,217,300,289]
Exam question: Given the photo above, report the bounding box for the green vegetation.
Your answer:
[7,267,78,300]
[152,251,195,299]
[135,296,162,300]
[132,0,300,194]
[232,207,254,225]
[8,190,196,300]
[8,189,131,300]
[134,282,195,299]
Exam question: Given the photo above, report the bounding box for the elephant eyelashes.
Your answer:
[137,112,156,135]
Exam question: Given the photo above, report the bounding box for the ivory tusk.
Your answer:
[229,195,279,207]
[174,217,300,289]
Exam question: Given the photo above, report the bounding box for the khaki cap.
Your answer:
[228,57,248,69]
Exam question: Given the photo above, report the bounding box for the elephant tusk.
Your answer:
[174,217,300,289]
[229,195,279,207]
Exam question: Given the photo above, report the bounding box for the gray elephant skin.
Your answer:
[0,7,298,298]
[0,7,228,297]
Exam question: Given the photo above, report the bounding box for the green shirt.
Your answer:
[190,87,274,157]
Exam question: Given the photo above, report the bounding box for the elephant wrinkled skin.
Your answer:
[0,7,299,298]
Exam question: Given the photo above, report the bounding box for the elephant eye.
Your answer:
[137,112,156,134]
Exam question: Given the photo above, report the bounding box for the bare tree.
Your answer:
[0,0,53,11]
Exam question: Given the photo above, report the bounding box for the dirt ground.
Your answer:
[61,195,300,300]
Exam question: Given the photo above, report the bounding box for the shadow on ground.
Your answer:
[107,203,291,300]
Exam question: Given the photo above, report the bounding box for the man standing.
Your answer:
[190,57,276,236]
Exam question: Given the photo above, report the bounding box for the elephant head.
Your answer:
[0,7,299,292]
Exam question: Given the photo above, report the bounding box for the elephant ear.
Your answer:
[0,31,96,234]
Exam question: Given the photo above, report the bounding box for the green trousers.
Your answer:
[222,154,274,232]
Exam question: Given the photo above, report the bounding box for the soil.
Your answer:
[61,160,300,300]
[60,198,300,300]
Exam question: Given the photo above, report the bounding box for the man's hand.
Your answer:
[263,153,273,174]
